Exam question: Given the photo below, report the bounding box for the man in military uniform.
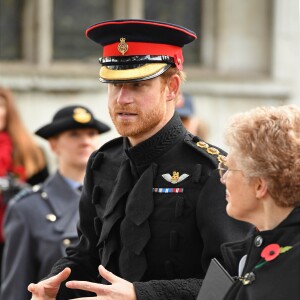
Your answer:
[29,20,251,300]
[1,105,110,300]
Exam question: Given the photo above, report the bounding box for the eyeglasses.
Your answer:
[218,160,242,179]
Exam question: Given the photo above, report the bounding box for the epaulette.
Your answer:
[184,134,227,167]
[11,184,42,204]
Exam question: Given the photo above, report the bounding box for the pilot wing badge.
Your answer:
[162,171,189,184]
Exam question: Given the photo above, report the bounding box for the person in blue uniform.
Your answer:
[28,19,251,300]
[176,91,208,139]
[217,105,300,300]
[1,105,110,300]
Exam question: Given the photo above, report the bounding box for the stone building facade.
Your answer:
[0,0,299,150]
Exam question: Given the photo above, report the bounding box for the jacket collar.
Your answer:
[42,171,80,219]
[124,112,186,169]
[221,206,300,274]
[275,205,300,228]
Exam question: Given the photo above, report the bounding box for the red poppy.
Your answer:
[261,243,281,261]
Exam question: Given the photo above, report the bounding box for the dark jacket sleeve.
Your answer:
[134,278,201,300]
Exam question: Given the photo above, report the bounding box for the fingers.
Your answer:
[43,268,72,297]
[41,267,71,290]
[66,266,119,295]
[67,267,136,300]
[52,267,72,284]
[28,267,72,298]
[98,265,119,284]
[66,280,107,294]
[28,283,39,294]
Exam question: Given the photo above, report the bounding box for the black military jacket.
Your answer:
[50,113,251,299]
[222,206,300,300]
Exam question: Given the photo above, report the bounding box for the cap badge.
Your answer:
[118,37,128,55]
[162,171,189,184]
[73,108,92,123]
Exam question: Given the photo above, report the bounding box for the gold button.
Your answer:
[46,214,57,222]
[41,192,48,199]
[207,147,220,155]
[218,155,227,162]
[32,185,40,192]
[63,239,71,246]
[196,141,208,148]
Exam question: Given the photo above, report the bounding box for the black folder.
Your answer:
[197,258,234,300]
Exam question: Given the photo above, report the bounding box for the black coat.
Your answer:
[49,113,251,300]
[222,206,300,300]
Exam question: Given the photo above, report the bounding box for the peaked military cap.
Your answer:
[86,19,197,83]
[35,105,110,139]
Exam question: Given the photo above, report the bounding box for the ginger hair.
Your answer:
[0,88,46,178]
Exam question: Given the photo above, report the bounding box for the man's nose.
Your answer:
[80,135,95,145]
[220,172,227,185]
[117,85,133,105]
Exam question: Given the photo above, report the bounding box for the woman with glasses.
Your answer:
[216,105,300,299]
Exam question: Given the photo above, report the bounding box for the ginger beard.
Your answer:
[109,91,166,139]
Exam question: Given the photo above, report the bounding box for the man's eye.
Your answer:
[70,133,79,137]
[132,82,143,88]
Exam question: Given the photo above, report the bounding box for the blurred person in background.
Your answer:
[0,87,49,285]
[176,91,208,140]
[217,105,300,299]
[1,105,110,300]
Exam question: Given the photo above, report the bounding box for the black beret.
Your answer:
[35,105,110,139]
[86,19,197,83]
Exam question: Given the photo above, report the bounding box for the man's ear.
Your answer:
[166,74,180,101]
[255,177,268,199]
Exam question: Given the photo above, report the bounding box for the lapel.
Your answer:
[61,209,80,238]
[103,158,133,218]
[118,163,156,281]
[43,172,80,233]
[99,158,133,245]
[126,163,156,226]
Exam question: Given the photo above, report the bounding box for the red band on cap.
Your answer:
[103,41,181,57]
[103,41,184,70]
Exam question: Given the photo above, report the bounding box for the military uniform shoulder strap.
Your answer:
[184,134,227,167]
[12,184,43,203]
